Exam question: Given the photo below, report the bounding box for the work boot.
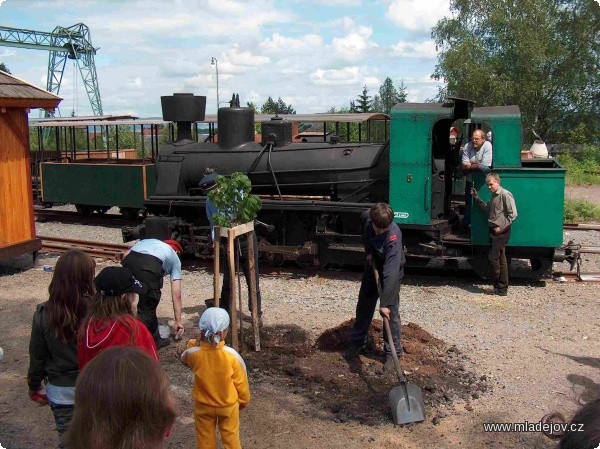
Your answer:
[155,337,171,349]
[383,357,396,373]
[343,342,365,359]
[489,287,508,296]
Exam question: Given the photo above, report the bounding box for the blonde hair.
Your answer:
[485,172,500,184]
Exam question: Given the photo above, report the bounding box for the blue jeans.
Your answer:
[50,402,74,448]
[349,265,402,357]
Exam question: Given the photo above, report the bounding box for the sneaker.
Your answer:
[155,337,171,349]
[343,342,365,359]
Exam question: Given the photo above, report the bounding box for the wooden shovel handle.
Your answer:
[373,267,405,383]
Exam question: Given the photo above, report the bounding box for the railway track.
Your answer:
[39,236,130,261]
[39,235,600,282]
[34,208,140,227]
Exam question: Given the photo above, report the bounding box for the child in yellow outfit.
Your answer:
[181,307,250,449]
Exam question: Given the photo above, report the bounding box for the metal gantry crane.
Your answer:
[0,23,103,116]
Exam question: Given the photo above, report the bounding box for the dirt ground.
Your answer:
[0,186,599,449]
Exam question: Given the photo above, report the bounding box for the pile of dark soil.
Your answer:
[242,320,488,425]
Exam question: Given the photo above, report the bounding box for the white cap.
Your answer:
[199,307,230,344]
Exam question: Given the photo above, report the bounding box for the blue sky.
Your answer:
[0,0,452,117]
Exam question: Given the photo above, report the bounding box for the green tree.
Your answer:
[379,77,399,114]
[260,96,296,114]
[371,94,383,113]
[355,85,372,113]
[397,79,408,103]
[0,62,10,74]
[246,101,259,113]
[432,0,600,143]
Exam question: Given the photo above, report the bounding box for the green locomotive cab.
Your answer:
[389,98,565,277]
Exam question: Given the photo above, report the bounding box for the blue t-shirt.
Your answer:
[130,239,182,280]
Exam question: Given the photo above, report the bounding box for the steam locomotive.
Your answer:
[125,93,567,277]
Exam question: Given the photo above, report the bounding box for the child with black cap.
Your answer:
[78,266,158,368]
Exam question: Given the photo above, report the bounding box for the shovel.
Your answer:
[373,267,425,425]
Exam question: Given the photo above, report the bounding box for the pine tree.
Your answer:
[379,77,398,114]
[355,85,372,113]
[371,95,383,113]
[397,79,408,104]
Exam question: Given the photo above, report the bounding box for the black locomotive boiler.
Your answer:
[126,93,566,277]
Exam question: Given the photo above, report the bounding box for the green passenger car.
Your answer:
[40,162,156,218]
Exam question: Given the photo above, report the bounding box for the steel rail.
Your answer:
[39,236,130,261]
[34,209,139,226]
[563,223,600,231]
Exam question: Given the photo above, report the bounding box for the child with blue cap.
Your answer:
[180,307,250,449]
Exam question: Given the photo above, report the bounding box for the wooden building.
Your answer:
[0,70,61,261]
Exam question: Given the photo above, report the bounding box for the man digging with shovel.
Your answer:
[345,203,405,372]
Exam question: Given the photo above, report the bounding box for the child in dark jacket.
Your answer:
[28,250,96,448]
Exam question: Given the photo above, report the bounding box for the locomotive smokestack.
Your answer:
[218,105,255,149]
[160,93,206,142]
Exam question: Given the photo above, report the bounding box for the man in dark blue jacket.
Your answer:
[345,203,405,371]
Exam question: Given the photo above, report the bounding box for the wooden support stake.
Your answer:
[213,222,261,352]
[213,238,220,307]
[247,231,261,351]
[227,228,239,350]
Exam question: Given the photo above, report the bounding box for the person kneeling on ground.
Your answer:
[180,307,250,449]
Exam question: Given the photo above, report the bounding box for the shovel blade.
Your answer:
[389,382,426,425]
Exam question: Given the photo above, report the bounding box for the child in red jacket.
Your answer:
[78,266,158,368]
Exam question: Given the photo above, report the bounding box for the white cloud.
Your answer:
[390,40,437,59]
[220,45,271,72]
[327,17,356,31]
[259,33,323,53]
[244,90,262,104]
[312,0,361,5]
[332,26,376,62]
[0,49,16,57]
[131,77,142,87]
[386,0,450,32]
[206,0,246,13]
[363,76,380,88]
[309,67,361,86]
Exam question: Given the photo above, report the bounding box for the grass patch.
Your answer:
[558,145,600,186]
[564,199,600,223]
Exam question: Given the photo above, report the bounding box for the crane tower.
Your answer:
[0,23,102,116]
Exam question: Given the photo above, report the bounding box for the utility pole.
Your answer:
[211,57,219,112]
